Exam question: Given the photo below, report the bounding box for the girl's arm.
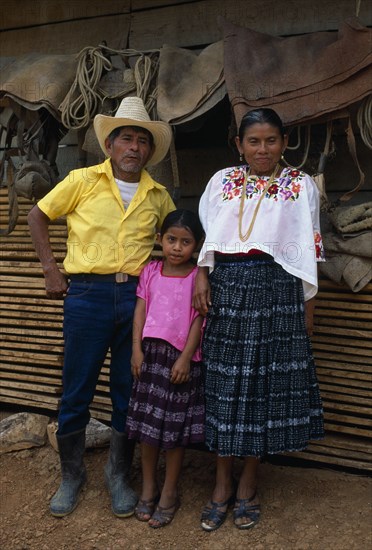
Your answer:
[131,297,146,379]
[171,315,204,384]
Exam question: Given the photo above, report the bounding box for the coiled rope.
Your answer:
[356,95,372,150]
[59,45,160,130]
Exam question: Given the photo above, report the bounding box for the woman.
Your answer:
[193,108,325,532]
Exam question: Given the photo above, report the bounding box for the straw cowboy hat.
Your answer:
[93,96,173,167]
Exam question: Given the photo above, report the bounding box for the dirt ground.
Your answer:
[1,430,371,550]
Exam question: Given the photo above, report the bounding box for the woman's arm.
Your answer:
[192,266,211,316]
[305,297,315,337]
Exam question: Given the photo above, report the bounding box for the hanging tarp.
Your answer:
[0,53,78,118]
[157,41,225,125]
[222,16,372,128]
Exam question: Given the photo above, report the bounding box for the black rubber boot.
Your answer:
[104,428,138,517]
[49,428,87,517]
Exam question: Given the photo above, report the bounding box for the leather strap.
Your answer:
[339,114,366,202]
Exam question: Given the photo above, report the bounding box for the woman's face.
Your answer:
[235,122,288,176]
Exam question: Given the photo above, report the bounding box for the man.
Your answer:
[27,96,176,518]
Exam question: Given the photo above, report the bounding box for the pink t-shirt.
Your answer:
[137,260,202,361]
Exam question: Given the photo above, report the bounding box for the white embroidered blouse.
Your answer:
[197,165,325,300]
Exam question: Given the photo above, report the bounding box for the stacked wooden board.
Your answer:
[1,190,371,471]
[0,191,113,421]
[290,278,372,470]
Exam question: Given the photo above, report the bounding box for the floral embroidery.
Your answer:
[221,168,245,201]
[314,231,325,260]
[221,166,305,202]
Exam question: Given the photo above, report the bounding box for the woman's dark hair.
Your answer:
[238,108,286,141]
[160,209,204,243]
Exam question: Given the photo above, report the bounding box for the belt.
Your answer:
[69,273,139,283]
[215,252,273,263]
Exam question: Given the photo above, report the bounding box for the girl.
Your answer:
[126,209,205,529]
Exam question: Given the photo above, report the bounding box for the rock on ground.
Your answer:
[0,412,49,454]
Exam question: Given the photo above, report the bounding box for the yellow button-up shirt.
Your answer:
[37,158,176,275]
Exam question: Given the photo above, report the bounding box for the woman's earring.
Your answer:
[239,153,243,162]
[281,151,285,160]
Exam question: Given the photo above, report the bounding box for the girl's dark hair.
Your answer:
[160,209,204,243]
[238,108,286,141]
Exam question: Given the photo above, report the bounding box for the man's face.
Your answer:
[105,127,154,182]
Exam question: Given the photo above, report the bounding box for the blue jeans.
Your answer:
[58,280,137,435]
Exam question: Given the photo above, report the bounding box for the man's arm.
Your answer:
[27,205,68,299]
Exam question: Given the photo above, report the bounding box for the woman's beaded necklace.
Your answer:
[238,163,280,242]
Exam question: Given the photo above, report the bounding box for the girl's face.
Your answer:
[160,225,197,266]
[235,122,288,176]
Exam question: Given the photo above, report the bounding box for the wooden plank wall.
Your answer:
[1,0,371,56]
[0,1,131,55]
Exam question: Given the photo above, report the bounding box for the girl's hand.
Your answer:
[131,349,144,380]
[192,267,211,316]
[131,298,146,379]
[170,357,190,384]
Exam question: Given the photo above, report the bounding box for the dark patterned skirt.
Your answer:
[203,256,324,457]
[125,338,205,449]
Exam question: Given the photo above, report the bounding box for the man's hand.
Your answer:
[44,266,68,299]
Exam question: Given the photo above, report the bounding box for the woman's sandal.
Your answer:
[233,490,261,530]
[148,498,180,529]
[200,494,235,532]
[134,494,160,522]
